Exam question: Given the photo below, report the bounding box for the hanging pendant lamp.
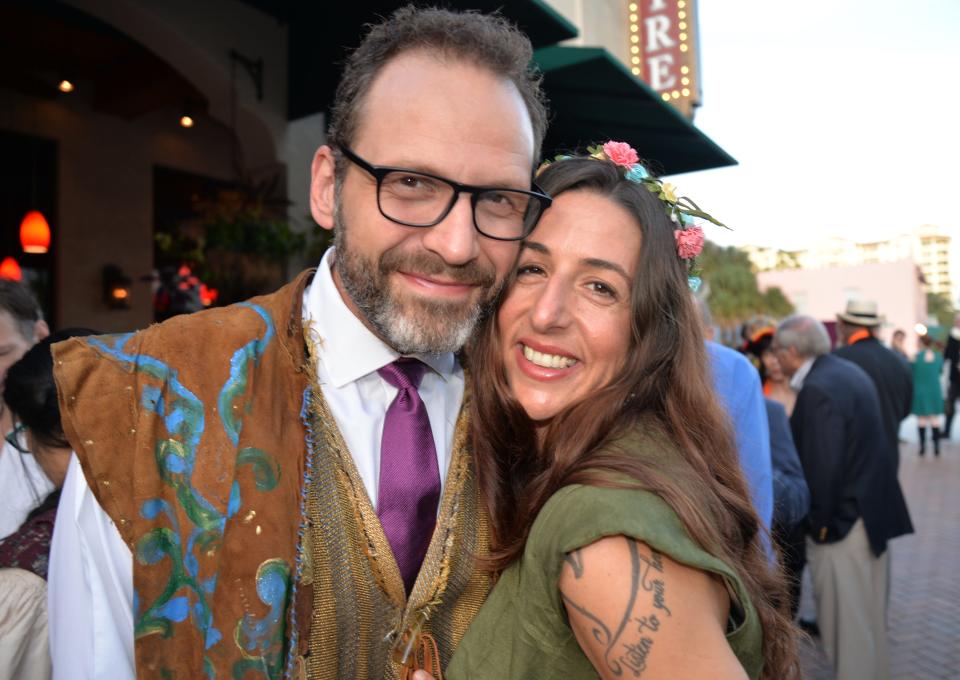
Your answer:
[0,257,23,281]
[20,210,51,254]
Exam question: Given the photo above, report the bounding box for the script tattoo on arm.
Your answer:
[561,538,672,678]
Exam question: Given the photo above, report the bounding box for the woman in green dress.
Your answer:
[434,147,798,679]
[912,333,945,456]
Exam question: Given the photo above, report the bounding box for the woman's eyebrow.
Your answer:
[522,242,630,281]
[582,258,630,281]
[521,241,549,255]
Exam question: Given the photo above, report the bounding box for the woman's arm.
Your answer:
[559,535,747,680]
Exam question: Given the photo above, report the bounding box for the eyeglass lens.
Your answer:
[376,170,542,240]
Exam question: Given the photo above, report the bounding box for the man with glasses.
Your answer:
[0,280,51,541]
[49,6,549,679]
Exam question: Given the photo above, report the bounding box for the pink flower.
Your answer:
[674,225,705,259]
[602,141,639,168]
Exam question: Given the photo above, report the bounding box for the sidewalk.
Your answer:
[798,437,960,679]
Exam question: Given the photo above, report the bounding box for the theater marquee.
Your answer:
[627,0,702,118]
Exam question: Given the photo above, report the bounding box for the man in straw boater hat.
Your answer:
[834,299,913,469]
[47,6,551,678]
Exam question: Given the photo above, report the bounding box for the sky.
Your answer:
[670,0,960,261]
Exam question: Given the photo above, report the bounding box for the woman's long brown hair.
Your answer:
[469,158,799,679]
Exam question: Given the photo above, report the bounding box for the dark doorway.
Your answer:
[0,129,57,326]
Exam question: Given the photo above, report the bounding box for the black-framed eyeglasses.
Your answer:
[5,422,29,455]
[338,146,552,241]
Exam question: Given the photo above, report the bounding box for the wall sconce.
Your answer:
[20,210,51,254]
[103,264,132,309]
[58,78,75,93]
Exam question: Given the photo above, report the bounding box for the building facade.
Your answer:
[746,224,955,301]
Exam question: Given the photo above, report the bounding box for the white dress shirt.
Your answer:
[0,437,55,541]
[48,247,464,678]
[789,357,816,392]
[303,247,463,506]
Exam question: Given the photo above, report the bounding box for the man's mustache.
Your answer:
[379,249,496,289]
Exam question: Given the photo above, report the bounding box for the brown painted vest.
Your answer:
[53,270,491,679]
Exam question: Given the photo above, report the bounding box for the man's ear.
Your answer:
[33,319,50,342]
[310,145,337,231]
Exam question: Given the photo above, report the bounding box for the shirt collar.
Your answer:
[302,247,456,388]
[789,357,815,391]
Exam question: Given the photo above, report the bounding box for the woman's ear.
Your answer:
[310,145,337,230]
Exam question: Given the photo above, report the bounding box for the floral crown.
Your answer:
[536,141,728,291]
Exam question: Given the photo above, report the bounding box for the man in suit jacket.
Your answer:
[834,300,913,467]
[774,315,913,680]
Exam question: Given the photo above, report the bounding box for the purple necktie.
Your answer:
[377,359,441,593]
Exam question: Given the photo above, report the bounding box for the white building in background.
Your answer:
[746,224,954,300]
[913,225,952,298]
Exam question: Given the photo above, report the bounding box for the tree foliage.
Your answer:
[927,292,956,330]
[698,241,795,328]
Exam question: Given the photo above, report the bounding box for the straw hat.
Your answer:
[837,299,884,327]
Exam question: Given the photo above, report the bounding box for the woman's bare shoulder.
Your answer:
[559,535,747,680]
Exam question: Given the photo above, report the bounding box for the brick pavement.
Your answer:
[798,437,960,680]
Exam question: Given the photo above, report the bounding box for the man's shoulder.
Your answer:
[807,354,867,392]
[706,341,758,383]
[835,339,910,377]
[807,355,880,412]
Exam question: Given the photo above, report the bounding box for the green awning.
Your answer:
[536,45,736,175]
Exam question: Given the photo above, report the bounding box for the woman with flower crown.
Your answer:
[436,144,799,680]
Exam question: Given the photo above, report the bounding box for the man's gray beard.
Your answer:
[333,210,501,355]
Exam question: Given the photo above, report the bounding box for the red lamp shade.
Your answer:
[0,257,23,281]
[20,210,51,254]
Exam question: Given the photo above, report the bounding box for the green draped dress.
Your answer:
[446,427,765,679]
